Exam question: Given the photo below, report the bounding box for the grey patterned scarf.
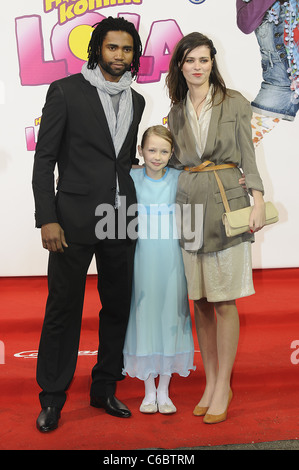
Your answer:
[81,62,133,157]
[81,62,133,207]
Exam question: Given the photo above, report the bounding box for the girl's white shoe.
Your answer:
[139,399,158,414]
[157,398,177,414]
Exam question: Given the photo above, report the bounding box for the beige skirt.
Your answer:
[182,242,255,302]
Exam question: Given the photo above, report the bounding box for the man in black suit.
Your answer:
[32,16,145,432]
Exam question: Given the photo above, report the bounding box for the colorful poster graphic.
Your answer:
[0,0,298,276]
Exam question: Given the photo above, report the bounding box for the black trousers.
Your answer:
[36,237,135,410]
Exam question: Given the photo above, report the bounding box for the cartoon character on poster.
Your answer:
[237,0,299,147]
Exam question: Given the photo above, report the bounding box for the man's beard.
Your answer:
[98,58,131,77]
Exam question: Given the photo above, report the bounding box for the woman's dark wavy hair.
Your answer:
[87,16,142,79]
[166,32,227,105]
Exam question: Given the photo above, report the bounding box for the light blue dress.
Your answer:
[123,167,195,380]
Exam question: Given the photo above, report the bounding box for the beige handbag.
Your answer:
[184,160,279,237]
[213,171,279,237]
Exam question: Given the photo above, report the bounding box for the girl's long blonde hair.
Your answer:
[140,125,173,149]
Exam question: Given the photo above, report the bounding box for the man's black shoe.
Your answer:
[36,406,61,432]
[90,394,131,418]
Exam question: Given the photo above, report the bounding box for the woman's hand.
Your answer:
[238,172,247,191]
[249,190,266,233]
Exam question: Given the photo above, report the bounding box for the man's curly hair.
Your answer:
[87,16,142,79]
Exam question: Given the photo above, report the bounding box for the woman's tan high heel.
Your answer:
[193,405,209,416]
[203,389,233,424]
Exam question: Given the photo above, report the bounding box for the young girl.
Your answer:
[122,125,195,414]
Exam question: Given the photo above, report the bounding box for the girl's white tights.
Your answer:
[143,374,156,404]
[157,374,171,405]
[143,374,171,405]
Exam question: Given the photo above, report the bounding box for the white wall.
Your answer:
[0,0,298,276]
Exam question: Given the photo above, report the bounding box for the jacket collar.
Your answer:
[171,89,223,163]
[78,74,137,158]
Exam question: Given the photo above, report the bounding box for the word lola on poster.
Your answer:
[15,12,184,86]
[16,0,208,85]
[18,0,207,150]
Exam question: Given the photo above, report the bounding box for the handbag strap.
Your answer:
[184,160,234,213]
[213,170,231,213]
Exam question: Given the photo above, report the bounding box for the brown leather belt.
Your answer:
[183,160,238,213]
[184,160,237,172]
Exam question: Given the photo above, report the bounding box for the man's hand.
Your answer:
[41,223,68,253]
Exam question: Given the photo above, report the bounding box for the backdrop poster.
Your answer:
[0,0,298,276]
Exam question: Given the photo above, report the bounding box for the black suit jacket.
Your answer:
[32,73,145,244]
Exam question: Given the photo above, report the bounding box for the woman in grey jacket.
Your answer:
[166,32,266,423]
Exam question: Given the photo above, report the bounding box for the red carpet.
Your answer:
[0,268,299,451]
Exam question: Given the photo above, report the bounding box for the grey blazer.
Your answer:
[168,89,264,253]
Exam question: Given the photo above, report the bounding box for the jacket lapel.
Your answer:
[171,101,201,166]
[79,76,140,159]
[79,76,116,156]
[202,91,222,160]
